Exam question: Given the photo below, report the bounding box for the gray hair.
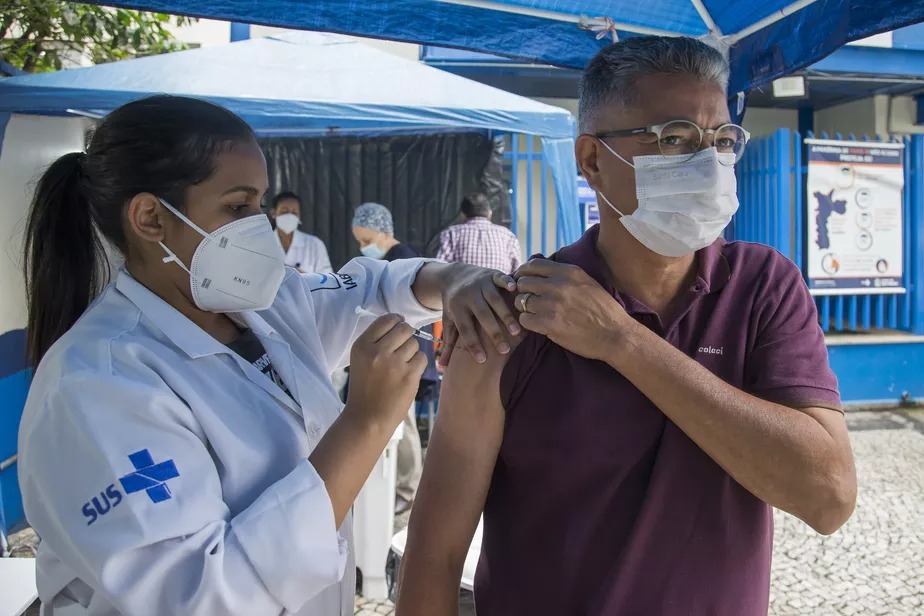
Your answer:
[578,36,730,133]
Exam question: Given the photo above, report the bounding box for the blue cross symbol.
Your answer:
[119,449,180,504]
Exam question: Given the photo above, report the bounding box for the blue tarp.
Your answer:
[0,31,581,240]
[78,0,924,97]
[0,32,574,138]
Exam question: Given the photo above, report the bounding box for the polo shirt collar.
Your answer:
[555,225,732,302]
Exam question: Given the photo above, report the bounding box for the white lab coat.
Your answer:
[280,230,332,273]
[17,257,439,616]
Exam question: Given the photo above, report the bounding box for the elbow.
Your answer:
[804,471,857,535]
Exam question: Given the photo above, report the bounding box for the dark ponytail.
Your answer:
[23,95,255,367]
[24,152,109,367]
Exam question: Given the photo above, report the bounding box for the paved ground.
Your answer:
[355,408,924,615]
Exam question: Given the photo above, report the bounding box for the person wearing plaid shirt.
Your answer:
[437,193,523,274]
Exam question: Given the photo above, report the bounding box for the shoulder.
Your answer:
[21,325,194,456]
[723,240,804,290]
[300,232,326,248]
[387,243,420,260]
[494,224,518,239]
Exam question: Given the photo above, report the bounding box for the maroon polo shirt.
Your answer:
[475,225,841,616]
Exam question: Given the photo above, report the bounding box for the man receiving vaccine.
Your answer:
[399,36,857,616]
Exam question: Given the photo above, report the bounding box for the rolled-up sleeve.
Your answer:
[299,256,441,371]
[745,258,842,412]
[20,373,346,616]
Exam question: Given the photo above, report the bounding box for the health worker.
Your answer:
[17,95,519,616]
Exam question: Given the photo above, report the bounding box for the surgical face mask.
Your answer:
[158,199,286,313]
[275,212,300,234]
[360,243,387,260]
[596,141,739,257]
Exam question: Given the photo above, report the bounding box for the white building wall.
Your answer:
[0,115,94,337]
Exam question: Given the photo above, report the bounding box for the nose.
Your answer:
[700,131,716,150]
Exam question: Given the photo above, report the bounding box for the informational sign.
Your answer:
[577,176,599,231]
[805,139,905,295]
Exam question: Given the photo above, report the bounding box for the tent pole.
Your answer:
[435,0,678,37]
[689,0,723,36]
[725,0,821,44]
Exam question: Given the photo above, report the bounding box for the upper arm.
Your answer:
[316,238,332,273]
[404,330,520,570]
[746,255,841,412]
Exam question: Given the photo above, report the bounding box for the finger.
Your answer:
[409,350,428,376]
[516,293,554,316]
[453,313,486,364]
[516,258,575,279]
[376,321,416,352]
[515,275,559,296]
[395,336,421,363]
[360,313,405,342]
[439,319,459,367]
[482,282,521,336]
[492,271,517,292]
[469,294,510,355]
[519,312,550,336]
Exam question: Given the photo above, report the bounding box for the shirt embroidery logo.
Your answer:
[698,345,724,356]
[119,449,180,504]
[81,450,180,526]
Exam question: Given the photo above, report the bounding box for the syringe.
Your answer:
[354,306,443,344]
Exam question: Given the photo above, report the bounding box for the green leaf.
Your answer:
[1,0,189,73]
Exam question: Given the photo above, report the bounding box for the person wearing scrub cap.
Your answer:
[351,202,436,524]
[351,202,418,261]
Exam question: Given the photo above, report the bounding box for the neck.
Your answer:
[595,222,696,314]
[126,259,242,345]
[381,236,400,252]
[277,228,293,250]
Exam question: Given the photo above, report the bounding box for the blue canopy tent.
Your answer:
[0,31,580,242]
[77,0,924,111]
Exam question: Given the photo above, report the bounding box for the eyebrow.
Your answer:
[221,186,264,197]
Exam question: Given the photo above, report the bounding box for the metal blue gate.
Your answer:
[505,133,563,256]
[732,129,924,336]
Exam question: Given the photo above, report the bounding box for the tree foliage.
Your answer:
[0,1,194,73]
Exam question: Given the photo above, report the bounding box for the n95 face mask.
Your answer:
[597,143,739,257]
[159,199,286,313]
[275,213,300,234]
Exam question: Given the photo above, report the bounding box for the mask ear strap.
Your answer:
[597,191,627,218]
[159,198,212,240]
[159,241,193,276]
[597,138,636,169]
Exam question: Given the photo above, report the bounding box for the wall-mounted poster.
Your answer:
[805,139,905,295]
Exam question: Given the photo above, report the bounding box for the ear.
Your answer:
[126,193,168,244]
[576,134,603,189]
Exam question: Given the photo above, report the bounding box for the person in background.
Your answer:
[270,191,332,273]
[352,202,416,261]
[436,192,522,274]
[351,202,437,522]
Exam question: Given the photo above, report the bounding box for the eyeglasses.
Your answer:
[595,120,751,165]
